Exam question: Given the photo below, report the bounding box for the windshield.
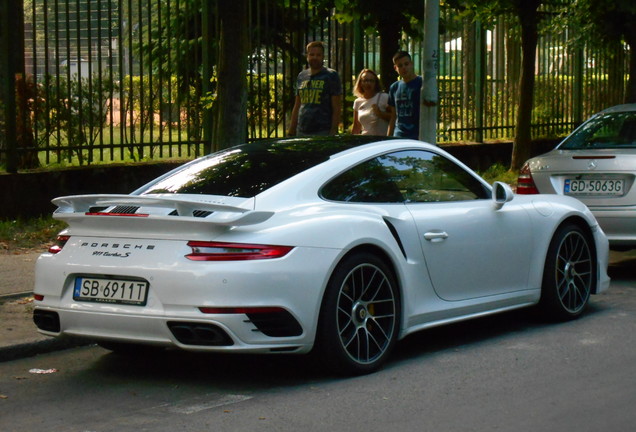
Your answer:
[137,137,381,198]
[559,111,636,150]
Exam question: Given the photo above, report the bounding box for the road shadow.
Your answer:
[80,253,633,388]
[82,298,610,390]
[608,250,636,281]
[87,346,328,389]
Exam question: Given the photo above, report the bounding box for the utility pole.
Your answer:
[419,0,439,144]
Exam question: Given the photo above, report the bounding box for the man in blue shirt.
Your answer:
[387,51,422,139]
[288,41,343,136]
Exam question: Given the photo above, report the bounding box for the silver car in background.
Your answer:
[518,104,636,250]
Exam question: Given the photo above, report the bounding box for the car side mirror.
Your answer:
[492,181,514,209]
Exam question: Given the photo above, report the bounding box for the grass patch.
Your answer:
[0,216,67,253]
[479,163,519,186]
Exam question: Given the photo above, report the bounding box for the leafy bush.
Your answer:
[479,163,518,186]
[0,216,67,252]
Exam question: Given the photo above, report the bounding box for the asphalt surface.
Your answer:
[1,248,634,364]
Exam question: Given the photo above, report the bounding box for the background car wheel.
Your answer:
[539,223,595,321]
[316,252,400,375]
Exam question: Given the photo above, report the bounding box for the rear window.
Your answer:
[560,111,636,150]
[137,137,381,198]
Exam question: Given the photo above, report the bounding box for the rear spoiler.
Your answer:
[52,194,274,226]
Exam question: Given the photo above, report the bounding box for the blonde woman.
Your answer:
[351,69,390,135]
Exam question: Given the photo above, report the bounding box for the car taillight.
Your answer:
[185,241,293,261]
[48,235,70,254]
[516,163,539,194]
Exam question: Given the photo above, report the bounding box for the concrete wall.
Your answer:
[0,140,559,220]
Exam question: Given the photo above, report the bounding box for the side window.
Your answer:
[320,157,405,202]
[321,150,489,203]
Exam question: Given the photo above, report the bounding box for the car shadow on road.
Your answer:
[81,254,632,387]
[88,345,331,388]
[608,254,636,281]
[82,298,610,389]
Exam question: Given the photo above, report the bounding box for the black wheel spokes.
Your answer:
[337,264,396,364]
[555,232,592,313]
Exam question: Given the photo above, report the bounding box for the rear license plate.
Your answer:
[73,277,149,305]
[564,178,624,196]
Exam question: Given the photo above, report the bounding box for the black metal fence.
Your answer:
[0,0,631,172]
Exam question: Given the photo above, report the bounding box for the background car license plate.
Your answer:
[564,178,624,196]
[73,277,148,305]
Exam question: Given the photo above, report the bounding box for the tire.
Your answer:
[316,252,400,375]
[539,223,595,321]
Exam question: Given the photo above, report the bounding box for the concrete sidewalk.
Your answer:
[0,251,86,362]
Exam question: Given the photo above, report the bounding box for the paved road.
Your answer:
[0,251,634,432]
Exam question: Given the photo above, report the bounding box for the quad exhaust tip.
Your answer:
[167,321,234,346]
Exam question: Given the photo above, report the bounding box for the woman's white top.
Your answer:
[353,92,389,136]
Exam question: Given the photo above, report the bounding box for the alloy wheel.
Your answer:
[554,230,592,314]
[336,263,397,365]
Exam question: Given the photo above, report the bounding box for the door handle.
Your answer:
[424,231,449,242]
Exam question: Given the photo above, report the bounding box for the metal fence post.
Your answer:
[572,45,584,126]
[474,20,486,143]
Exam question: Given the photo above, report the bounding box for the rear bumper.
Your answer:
[33,306,313,353]
[33,244,342,354]
[590,207,636,247]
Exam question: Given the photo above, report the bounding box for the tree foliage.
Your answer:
[560,0,636,102]
[448,0,558,170]
[317,0,425,88]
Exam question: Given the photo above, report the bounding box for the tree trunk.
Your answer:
[215,0,249,150]
[510,0,540,171]
[607,43,625,105]
[378,18,402,90]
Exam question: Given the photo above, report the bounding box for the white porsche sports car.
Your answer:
[33,137,610,374]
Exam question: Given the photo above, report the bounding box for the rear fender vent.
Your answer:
[383,217,407,259]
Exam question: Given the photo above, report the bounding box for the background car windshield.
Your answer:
[560,112,636,150]
[321,150,490,203]
[139,137,377,197]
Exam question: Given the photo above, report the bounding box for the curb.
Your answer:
[0,291,33,302]
[1,290,91,362]
[0,337,91,363]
